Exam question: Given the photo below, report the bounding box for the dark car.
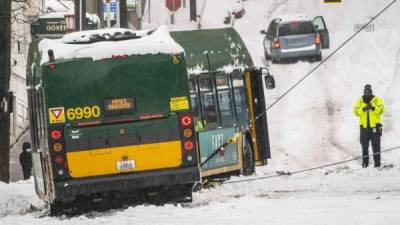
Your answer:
[261,15,330,63]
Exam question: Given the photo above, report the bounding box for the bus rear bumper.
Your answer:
[53,166,200,202]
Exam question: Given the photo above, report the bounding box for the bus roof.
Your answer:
[171,27,253,75]
[38,25,184,65]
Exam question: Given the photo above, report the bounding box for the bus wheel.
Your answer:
[49,201,62,216]
[241,137,255,176]
[178,184,193,203]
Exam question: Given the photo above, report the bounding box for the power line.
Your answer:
[221,145,400,185]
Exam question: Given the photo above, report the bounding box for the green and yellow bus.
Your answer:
[27,26,200,210]
[27,25,275,212]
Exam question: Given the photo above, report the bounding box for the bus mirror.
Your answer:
[265,74,275,89]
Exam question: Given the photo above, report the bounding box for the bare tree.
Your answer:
[0,0,12,184]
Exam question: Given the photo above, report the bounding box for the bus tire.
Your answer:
[49,201,62,216]
[179,184,193,203]
[241,136,255,176]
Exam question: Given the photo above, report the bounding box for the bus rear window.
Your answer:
[278,22,315,36]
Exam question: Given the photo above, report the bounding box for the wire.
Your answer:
[221,145,400,185]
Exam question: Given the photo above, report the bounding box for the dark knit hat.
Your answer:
[22,142,31,151]
[364,84,372,95]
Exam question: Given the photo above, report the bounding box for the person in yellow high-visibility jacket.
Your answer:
[353,84,385,168]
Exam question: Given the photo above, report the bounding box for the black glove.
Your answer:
[363,105,375,111]
[367,104,375,111]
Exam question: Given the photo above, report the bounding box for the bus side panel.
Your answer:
[32,151,46,199]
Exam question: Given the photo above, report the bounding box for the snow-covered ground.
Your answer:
[3,0,400,224]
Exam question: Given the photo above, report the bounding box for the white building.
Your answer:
[10,0,46,137]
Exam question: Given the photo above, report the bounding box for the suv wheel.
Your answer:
[271,56,279,64]
[316,53,322,61]
[264,49,271,60]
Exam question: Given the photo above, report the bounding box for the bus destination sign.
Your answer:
[104,97,134,115]
[324,0,341,3]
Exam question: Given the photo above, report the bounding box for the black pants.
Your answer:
[22,167,31,180]
[360,127,381,167]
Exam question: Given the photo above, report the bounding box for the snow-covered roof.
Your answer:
[39,11,100,24]
[276,14,312,24]
[46,0,74,13]
[38,25,184,65]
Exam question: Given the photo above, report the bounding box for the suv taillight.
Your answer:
[273,38,281,49]
[315,34,321,45]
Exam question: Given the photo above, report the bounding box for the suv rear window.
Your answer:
[278,22,315,36]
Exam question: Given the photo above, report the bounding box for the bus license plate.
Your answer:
[116,160,135,171]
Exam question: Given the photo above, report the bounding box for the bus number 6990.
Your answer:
[66,106,101,120]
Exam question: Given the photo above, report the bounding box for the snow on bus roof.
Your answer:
[38,25,184,65]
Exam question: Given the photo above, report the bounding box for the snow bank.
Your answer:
[0,179,44,217]
[38,25,184,65]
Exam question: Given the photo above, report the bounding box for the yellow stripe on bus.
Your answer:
[66,140,183,178]
[245,71,260,162]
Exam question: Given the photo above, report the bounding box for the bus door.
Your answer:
[190,73,241,176]
[27,87,47,199]
[244,68,272,165]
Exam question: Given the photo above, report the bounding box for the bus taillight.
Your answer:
[53,143,63,152]
[57,169,65,176]
[179,113,197,166]
[48,64,56,70]
[183,128,193,138]
[54,155,65,165]
[181,115,192,126]
[49,126,70,179]
[184,141,194,151]
[51,130,62,140]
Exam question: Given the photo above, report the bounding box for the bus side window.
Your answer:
[231,71,249,126]
[216,74,235,126]
[189,79,203,131]
[189,79,200,119]
[199,77,218,128]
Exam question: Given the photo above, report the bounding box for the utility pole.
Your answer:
[119,0,127,28]
[74,0,87,31]
[171,0,175,24]
[189,0,196,21]
[0,0,12,183]
[97,0,104,27]
[148,0,150,24]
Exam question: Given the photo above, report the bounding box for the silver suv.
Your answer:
[261,15,330,63]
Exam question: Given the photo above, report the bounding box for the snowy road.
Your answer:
[2,154,400,224]
[2,0,400,224]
